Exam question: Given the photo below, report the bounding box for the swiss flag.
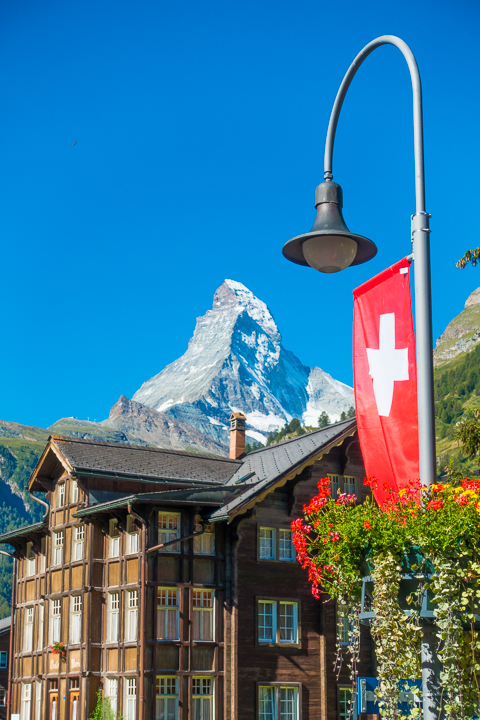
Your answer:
[353,257,419,505]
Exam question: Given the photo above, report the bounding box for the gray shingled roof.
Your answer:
[53,436,241,485]
[0,522,46,545]
[0,617,11,633]
[74,487,241,518]
[209,419,356,520]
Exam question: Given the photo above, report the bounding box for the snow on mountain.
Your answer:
[131,279,354,444]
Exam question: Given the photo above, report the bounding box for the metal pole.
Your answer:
[322,36,438,719]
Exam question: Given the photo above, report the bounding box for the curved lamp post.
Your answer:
[283,36,439,719]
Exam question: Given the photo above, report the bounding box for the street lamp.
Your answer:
[282,36,438,719]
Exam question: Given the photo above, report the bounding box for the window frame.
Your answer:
[124,677,137,720]
[156,676,179,720]
[258,525,296,563]
[70,595,82,645]
[52,531,64,567]
[106,677,118,715]
[71,479,79,504]
[56,483,65,508]
[338,685,357,720]
[107,592,120,643]
[158,512,181,553]
[108,519,120,558]
[37,603,44,651]
[125,589,139,642]
[255,597,301,648]
[72,525,85,562]
[50,598,62,644]
[156,587,180,641]
[126,516,139,555]
[26,542,36,577]
[329,475,358,500]
[192,589,214,641]
[193,516,215,556]
[24,606,34,652]
[256,683,302,720]
[192,676,214,720]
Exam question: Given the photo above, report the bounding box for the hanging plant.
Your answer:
[49,641,66,656]
[292,476,480,719]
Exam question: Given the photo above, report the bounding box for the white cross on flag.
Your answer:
[353,257,419,505]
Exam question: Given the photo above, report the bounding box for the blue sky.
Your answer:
[0,0,479,429]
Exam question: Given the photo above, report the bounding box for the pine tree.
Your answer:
[347,406,355,418]
[318,411,330,428]
[340,411,347,421]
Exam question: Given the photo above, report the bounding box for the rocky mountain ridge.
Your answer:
[434,286,480,366]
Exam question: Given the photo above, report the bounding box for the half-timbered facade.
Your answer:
[2,418,373,720]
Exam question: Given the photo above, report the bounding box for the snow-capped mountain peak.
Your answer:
[130,280,354,444]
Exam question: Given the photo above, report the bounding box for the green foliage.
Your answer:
[456,411,480,459]
[457,247,480,269]
[294,477,480,719]
[266,417,306,446]
[347,406,355,418]
[245,440,264,454]
[88,690,122,720]
[340,411,346,421]
[318,411,330,428]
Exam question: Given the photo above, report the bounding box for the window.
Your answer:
[193,516,215,555]
[35,680,41,720]
[259,528,276,559]
[0,688,5,706]
[71,479,79,504]
[339,688,353,720]
[344,477,357,497]
[50,599,61,643]
[157,588,179,640]
[24,606,34,652]
[126,516,139,555]
[156,676,178,720]
[126,590,138,641]
[330,475,341,499]
[26,542,35,577]
[259,686,275,720]
[258,600,299,645]
[0,651,7,668]
[192,590,214,641]
[192,677,213,720]
[21,683,32,720]
[56,483,65,508]
[158,513,180,552]
[338,605,351,646]
[106,678,118,715]
[73,526,85,561]
[259,527,295,562]
[124,678,137,720]
[52,531,64,566]
[70,596,82,644]
[109,519,120,558]
[258,686,299,720]
[37,604,44,651]
[69,678,80,691]
[40,537,46,573]
[279,530,295,561]
[107,593,119,643]
[330,475,357,500]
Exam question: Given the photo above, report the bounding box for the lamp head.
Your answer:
[282,181,377,273]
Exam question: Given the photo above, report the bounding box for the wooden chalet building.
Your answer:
[1,416,374,720]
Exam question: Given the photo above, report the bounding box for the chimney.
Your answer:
[229,412,246,459]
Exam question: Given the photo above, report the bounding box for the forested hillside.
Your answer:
[435,342,480,474]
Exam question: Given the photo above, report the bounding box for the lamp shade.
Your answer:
[282,181,377,273]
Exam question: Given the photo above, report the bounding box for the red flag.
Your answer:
[353,257,419,505]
